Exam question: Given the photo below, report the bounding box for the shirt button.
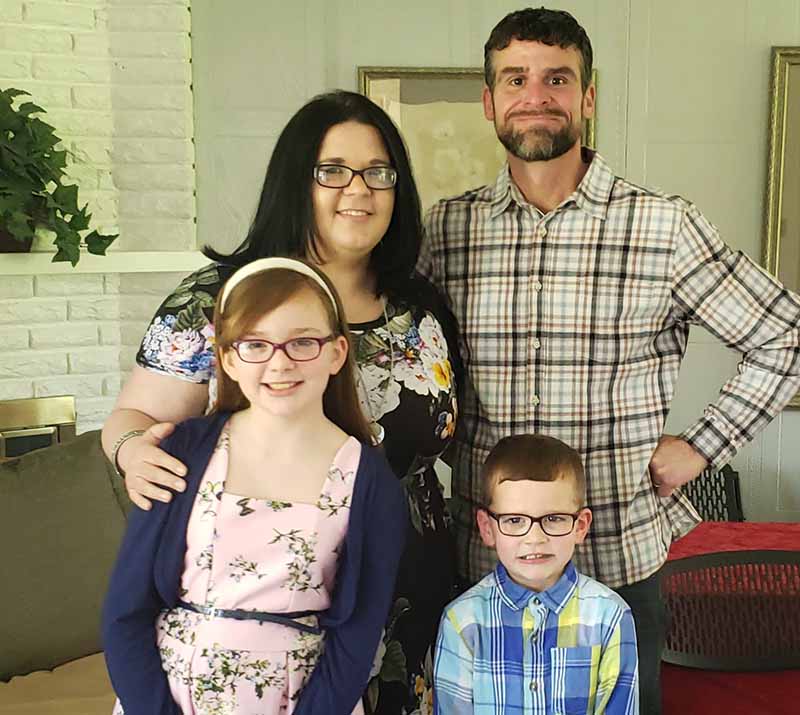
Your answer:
[534,597,540,605]
[531,395,540,407]
[532,338,541,349]
[539,226,547,238]
[530,680,539,691]
[533,280,543,291]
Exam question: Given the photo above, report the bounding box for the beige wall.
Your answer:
[192,0,800,521]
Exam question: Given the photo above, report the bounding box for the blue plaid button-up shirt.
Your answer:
[433,562,639,714]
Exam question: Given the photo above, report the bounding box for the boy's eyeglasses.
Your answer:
[231,336,334,363]
[314,163,397,190]
[483,509,583,537]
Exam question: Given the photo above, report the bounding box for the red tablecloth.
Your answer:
[662,521,800,715]
[668,521,800,560]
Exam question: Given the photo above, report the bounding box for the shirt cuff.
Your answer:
[679,417,738,470]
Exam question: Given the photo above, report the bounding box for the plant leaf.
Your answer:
[17,102,45,117]
[6,211,33,241]
[68,206,92,231]
[0,194,26,215]
[53,232,81,266]
[3,88,30,98]
[52,183,80,215]
[84,229,117,255]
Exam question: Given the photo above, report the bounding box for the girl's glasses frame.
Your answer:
[231,335,335,363]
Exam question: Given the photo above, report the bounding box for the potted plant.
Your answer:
[0,87,117,266]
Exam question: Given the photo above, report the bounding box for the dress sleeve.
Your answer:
[294,452,408,714]
[101,431,185,715]
[135,263,225,384]
[594,607,639,714]
[672,203,800,467]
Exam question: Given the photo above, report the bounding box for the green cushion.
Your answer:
[0,431,131,681]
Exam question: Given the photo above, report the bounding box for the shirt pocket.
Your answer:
[549,645,600,715]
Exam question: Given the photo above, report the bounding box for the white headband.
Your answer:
[219,257,339,318]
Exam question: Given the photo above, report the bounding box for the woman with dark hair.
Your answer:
[101,90,459,714]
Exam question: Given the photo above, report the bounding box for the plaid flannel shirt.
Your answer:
[420,152,800,587]
[433,561,639,715]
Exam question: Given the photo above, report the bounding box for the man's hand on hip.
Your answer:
[649,434,708,497]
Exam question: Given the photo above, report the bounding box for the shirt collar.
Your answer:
[489,148,614,222]
[493,560,579,614]
[489,162,516,218]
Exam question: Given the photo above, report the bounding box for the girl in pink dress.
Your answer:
[103,258,407,715]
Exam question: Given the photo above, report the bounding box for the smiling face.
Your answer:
[477,476,591,592]
[483,39,595,162]
[311,120,396,264]
[220,286,348,420]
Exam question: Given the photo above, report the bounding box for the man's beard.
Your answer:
[496,111,582,162]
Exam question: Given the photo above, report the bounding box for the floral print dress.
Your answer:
[136,264,460,715]
[113,428,364,715]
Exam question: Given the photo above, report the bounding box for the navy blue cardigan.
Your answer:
[102,412,407,715]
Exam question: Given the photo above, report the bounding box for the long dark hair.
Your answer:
[212,260,373,445]
[203,90,423,300]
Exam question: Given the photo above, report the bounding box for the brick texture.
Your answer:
[0,0,195,432]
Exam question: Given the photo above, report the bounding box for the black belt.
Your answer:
[176,600,322,635]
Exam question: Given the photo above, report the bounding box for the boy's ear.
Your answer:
[573,507,592,544]
[476,508,497,548]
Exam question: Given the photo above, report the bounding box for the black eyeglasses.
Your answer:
[484,509,583,537]
[314,163,397,190]
[231,336,335,363]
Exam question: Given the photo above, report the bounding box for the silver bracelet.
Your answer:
[110,428,145,478]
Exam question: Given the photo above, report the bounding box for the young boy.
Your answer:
[433,434,639,714]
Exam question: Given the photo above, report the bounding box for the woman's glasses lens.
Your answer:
[314,164,397,190]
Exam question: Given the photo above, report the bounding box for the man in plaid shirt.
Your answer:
[419,7,800,713]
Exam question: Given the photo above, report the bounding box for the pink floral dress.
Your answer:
[113,428,364,715]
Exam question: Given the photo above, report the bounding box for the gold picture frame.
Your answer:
[358,66,597,212]
[763,47,800,408]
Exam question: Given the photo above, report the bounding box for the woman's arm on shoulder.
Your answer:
[295,448,408,714]
[102,263,223,506]
[102,366,208,509]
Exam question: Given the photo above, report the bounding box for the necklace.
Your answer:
[356,297,395,446]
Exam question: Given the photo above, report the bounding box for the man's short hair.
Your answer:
[484,7,594,92]
[481,434,586,506]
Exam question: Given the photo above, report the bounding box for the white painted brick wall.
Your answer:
[0,1,195,433]
[0,327,30,351]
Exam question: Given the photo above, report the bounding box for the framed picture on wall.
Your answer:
[763,46,800,408]
[358,66,597,212]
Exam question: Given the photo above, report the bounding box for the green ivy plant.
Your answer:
[0,87,117,265]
